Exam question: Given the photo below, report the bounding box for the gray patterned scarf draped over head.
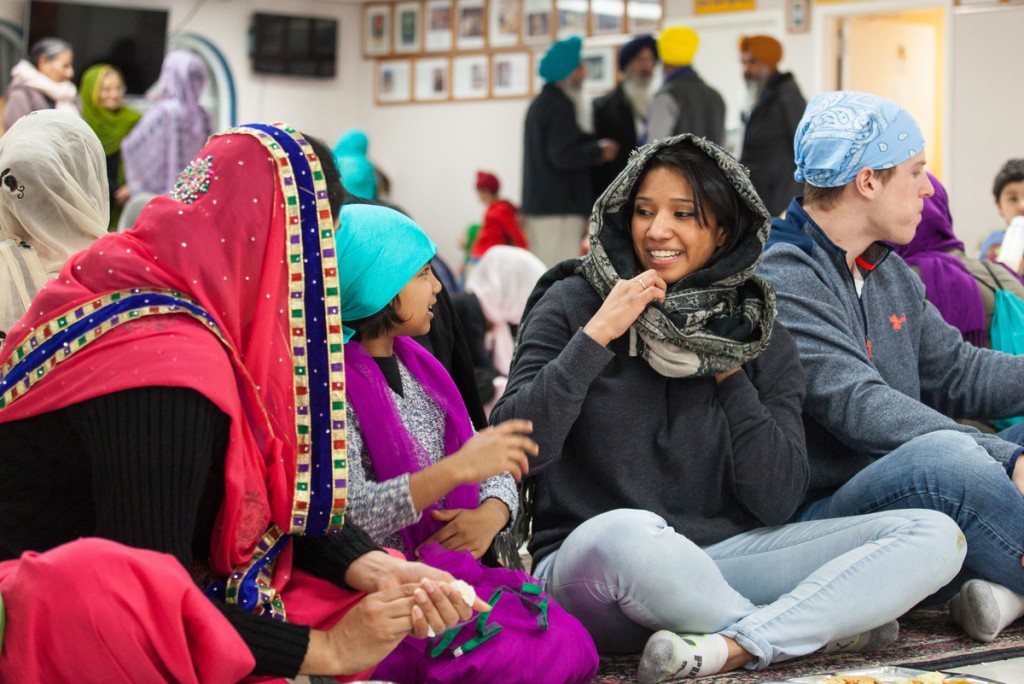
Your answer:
[580,133,775,377]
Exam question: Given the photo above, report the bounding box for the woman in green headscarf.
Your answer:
[80,63,141,229]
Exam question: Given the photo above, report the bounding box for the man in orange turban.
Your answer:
[738,35,806,216]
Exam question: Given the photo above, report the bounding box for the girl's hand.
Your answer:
[582,269,666,346]
[449,419,537,484]
[419,500,510,559]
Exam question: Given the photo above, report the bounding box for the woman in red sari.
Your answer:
[0,123,484,682]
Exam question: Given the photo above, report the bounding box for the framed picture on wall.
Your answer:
[394,2,423,53]
[786,0,810,33]
[556,0,588,39]
[523,0,553,44]
[414,56,451,101]
[489,0,521,48]
[582,45,615,91]
[626,0,662,33]
[363,4,393,57]
[425,0,454,51]
[376,59,412,103]
[492,52,531,97]
[453,54,490,99]
[456,0,486,50]
[591,0,625,35]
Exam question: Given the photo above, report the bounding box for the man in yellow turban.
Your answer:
[739,35,806,216]
[644,26,725,145]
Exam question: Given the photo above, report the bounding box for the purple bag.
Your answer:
[372,544,599,684]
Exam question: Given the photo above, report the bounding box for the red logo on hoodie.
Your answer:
[889,314,907,330]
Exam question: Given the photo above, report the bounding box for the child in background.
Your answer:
[981,159,1024,264]
[470,171,528,261]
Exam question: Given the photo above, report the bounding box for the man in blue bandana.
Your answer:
[759,91,1024,643]
[522,36,619,267]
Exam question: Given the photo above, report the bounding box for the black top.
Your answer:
[0,385,379,677]
[739,71,806,217]
[521,83,604,216]
[591,83,639,202]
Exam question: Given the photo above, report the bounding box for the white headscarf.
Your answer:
[465,245,547,375]
[0,110,108,331]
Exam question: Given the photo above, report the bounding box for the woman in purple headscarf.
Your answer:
[893,173,1024,349]
[121,50,211,195]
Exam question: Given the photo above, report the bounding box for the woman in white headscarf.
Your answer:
[465,245,547,377]
[0,110,108,334]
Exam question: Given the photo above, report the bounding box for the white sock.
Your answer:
[823,620,899,653]
[638,631,729,683]
[949,579,1024,642]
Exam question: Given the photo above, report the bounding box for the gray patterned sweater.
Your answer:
[345,357,519,554]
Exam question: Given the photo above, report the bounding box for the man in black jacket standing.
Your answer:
[738,35,806,217]
[522,35,618,266]
[590,34,657,202]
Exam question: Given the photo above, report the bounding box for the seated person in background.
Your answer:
[462,245,547,412]
[759,91,1024,644]
[333,128,378,201]
[468,171,528,265]
[0,123,484,681]
[980,159,1024,263]
[492,132,964,682]
[893,172,1024,349]
[336,204,599,683]
[0,110,108,334]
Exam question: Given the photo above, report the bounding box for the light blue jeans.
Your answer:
[533,507,964,668]
[797,428,1024,598]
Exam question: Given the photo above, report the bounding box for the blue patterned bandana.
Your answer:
[793,91,925,188]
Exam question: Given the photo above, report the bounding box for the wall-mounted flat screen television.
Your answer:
[27,1,169,96]
[250,13,337,78]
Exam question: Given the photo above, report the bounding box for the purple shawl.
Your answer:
[345,336,479,557]
[121,50,211,195]
[893,174,986,346]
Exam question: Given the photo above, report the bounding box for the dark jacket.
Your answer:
[740,72,806,217]
[521,83,603,216]
[645,68,725,145]
[590,83,638,200]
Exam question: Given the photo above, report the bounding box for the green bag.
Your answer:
[989,287,1024,429]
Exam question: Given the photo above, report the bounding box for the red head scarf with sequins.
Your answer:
[0,124,348,616]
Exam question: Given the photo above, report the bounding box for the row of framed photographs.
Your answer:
[364,0,663,57]
[375,45,619,104]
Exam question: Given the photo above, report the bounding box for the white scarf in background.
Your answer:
[9,59,79,113]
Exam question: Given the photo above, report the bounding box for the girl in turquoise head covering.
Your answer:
[334,203,597,684]
[338,203,437,343]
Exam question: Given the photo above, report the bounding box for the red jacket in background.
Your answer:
[470,199,528,258]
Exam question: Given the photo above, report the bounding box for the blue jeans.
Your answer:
[797,428,1024,596]
[532,507,964,667]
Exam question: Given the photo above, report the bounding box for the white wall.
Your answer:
[948,3,1024,254]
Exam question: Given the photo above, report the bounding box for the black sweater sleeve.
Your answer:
[65,386,362,678]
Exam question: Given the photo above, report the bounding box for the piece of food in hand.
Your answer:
[424,580,478,638]
[449,579,477,605]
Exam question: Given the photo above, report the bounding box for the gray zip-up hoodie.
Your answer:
[759,198,1024,500]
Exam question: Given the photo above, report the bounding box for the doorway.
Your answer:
[824,6,945,176]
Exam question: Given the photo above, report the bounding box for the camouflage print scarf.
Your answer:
[580,133,776,377]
